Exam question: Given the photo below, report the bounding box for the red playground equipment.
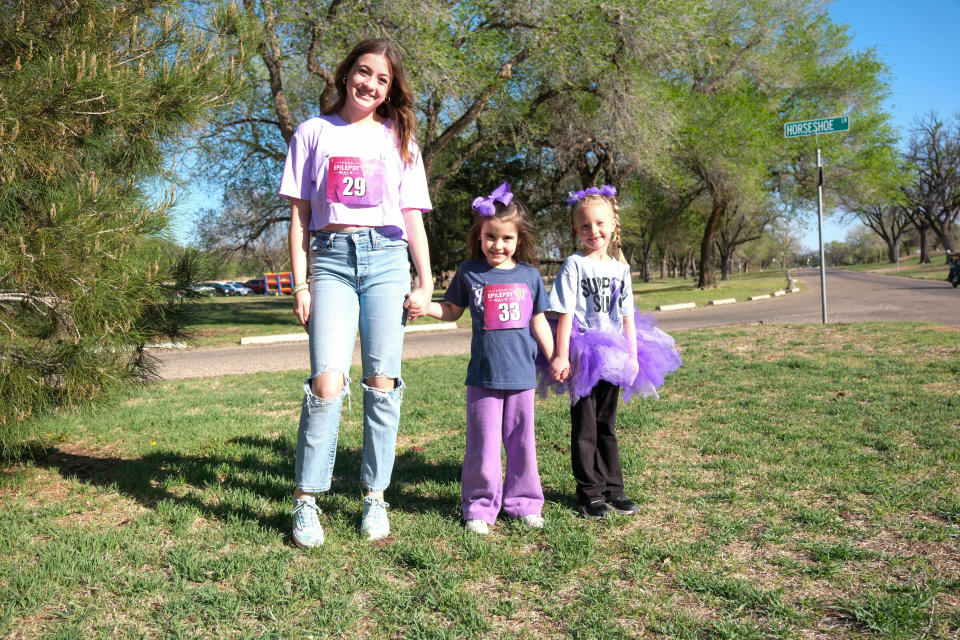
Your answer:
[263,272,293,295]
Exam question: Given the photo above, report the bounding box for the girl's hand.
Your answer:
[404,286,432,321]
[293,290,311,330]
[550,356,570,383]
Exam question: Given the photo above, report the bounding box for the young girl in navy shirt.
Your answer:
[422,183,554,534]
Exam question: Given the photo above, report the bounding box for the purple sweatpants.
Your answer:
[462,386,544,524]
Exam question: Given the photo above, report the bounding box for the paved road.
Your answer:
[155,268,959,380]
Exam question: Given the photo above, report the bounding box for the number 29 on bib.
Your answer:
[326,156,385,206]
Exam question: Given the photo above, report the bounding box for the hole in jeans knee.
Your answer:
[363,375,397,391]
[311,370,347,399]
[362,376,405,403]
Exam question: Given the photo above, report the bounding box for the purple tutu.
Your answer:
[535,312,682,404]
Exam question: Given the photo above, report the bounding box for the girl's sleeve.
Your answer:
[398,146,432,212]
[531,269,550,315]
[443,264,469,308]
[278,122,315,201]
[548,257,579,314]
[620,263,636,317]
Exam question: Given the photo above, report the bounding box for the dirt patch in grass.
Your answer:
[396,429,459,450]
[861,516,960,574]
[2,443,151,528]
[6,607,58,640]
[56,492,149,529]
[924,381,960,396]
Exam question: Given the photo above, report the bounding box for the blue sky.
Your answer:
[168,2,960,249]
[801,0,960,249]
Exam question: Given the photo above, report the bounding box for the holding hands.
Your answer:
[404,286,433,321]
[550,355,570,383]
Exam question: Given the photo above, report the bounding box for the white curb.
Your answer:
[656,302,697,311]
[772,290,786,297]
[239,322,458,345]
[748,294,771,301]
[708,298,737,305]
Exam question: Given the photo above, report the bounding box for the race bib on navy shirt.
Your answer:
[326,156,385,206]
[483,283,532,330]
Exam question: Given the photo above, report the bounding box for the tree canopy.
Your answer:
[181,1,895,286]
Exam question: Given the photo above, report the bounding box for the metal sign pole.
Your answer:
[816,146,827,323]
[784,116,848,325]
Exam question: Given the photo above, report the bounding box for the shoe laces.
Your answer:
[364,496,388,516]
[292,498,321,528]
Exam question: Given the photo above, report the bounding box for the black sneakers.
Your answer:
[579,496,641,519]
[606,496,640,515]
[578,499,610,520]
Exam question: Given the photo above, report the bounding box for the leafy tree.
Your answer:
[190,0,695,273]
[670,5,894,288]
[0,0,240,453]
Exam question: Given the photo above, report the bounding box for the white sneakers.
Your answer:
[464,514,545,534]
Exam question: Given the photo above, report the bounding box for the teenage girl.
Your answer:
[278,39,433,546]
[547,186,681,520]
[422,183,554,534]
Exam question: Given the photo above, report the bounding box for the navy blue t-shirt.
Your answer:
[445,258,549,390]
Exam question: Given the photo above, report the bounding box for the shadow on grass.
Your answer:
[182,298,297,329]
[28,436,461,534]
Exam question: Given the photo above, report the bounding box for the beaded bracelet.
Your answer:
[292,282,309,295]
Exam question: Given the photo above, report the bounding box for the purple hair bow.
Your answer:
[567,184,617,206]
[472,182,513,216]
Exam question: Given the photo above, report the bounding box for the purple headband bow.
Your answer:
[472,182,513,217]
[566,184,617,206]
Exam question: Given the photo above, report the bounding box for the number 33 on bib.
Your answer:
[326,157,385,206]
[483,283,533,330]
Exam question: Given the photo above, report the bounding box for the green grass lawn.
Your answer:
[182,270,797,347]
[837,252,956,282]
[4,323,959,638]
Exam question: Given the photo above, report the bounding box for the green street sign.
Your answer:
[784,116,849,138]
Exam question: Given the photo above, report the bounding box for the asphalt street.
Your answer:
[154,268,959,380]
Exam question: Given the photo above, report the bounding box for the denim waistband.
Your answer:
[310,227,403,243]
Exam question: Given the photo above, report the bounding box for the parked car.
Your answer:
[243,278,266,295]
[189,283,215,297]
[204,281,235,296]
[226,282,252,296]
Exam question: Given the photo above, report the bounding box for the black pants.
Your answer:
[570,380,624,505]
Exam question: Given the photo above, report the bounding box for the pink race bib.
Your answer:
[326,157,385,206]
[483,283,533,330]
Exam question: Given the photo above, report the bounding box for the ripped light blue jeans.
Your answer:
[295,228,409,493]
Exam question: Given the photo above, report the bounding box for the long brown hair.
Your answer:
[570,194,628,264]
[467,199,539,267]
[322,39,418,165]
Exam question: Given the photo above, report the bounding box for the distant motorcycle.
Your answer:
[948,256,960,288]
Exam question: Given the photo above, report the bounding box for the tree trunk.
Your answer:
[697,188,726,288]
[641,245,653,282]
[720,252,732,280]
[886,237,901,264]
[918,219,931,264]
